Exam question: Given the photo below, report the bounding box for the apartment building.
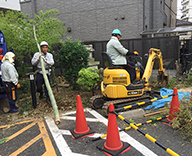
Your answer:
[181,0,192,22]
[20,0,176,42]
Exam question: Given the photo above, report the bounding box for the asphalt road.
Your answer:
[0,108,191,156]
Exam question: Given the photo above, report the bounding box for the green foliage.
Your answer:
[77,67,103,95]
[168,77,179,89]
[59,38,89,89]
[0,9,66,62]
[129,118,136,125]
[18,79,30,94]
[183,74,192,87]
[0,137,8,144]
[172,99,192,142]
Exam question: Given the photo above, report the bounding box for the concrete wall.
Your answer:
[20,0,176,42]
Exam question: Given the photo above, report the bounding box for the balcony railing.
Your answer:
[181,6,189,12]
[181,13,189,20]
[181,0,189,5]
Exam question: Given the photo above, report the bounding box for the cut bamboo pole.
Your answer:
[33,25,60,124]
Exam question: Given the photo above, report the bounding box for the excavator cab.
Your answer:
[90,48,169,116]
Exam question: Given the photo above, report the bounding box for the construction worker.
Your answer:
[106,29,139,82]
[31,41,54,104]
[1,52,20,113]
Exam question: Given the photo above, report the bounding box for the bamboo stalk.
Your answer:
[33,25,60,124]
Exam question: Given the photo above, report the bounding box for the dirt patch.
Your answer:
[0,84,102,125]
[178,87,192,93]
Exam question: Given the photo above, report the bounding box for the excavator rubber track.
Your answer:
[102,94,152,117]
[89,95,105,109]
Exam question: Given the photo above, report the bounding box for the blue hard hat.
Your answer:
[112,29,122,36]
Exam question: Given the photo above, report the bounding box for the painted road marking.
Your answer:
[45,108,158,156]
[59,129,104,138]
[60,116,100,122]
[45,116,87,156]
[0,118,56,156]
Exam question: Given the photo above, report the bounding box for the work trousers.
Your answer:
[121,61,136,82]
[3,82,18,106]
[36,72,50,97]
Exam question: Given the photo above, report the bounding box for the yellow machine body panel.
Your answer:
[103,68,131,86]
[101,68,144,99]
[135,67,140,81]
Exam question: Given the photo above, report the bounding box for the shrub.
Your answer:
[77,67,103,95]
[183,74,192,87]
[18,79,30,94]
[168,77,179,89]
[172,99,192,142]
[59,38,89,89]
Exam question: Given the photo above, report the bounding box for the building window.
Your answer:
[20,0,31,3]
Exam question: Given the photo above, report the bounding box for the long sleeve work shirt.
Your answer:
[31,52,54,75]
[1,60,18,85]
[106,36,129,65]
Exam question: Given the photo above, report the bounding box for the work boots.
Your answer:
[46,96,51,104]
[39,92,43,100]
[10,104,20,113]
[14,104,19,109]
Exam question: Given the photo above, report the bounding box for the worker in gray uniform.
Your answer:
[31,41,54,104]
[106,29,139,82]
[1,52,20,113]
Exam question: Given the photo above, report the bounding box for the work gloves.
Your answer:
[38,54,47,63]
[126,51,139,56]
[134,51,139,55]
[17,84,20,88]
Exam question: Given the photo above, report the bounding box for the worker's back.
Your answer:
[106,36,127,65]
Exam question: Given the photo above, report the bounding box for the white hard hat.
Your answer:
[40,41,49,47]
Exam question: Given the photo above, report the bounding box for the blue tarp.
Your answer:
[144,88,191,110]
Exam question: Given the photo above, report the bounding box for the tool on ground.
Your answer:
[144,110,166,117]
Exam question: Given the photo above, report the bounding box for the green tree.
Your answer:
[59,38,89,89]
[0,9,66,62]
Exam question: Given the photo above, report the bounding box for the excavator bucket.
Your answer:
[157,71,169,85]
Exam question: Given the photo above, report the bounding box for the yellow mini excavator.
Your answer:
[89,48,169,116]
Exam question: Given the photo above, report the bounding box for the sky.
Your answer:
[177,0,182,19]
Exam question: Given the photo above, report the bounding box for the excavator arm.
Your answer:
[142,48,169,87]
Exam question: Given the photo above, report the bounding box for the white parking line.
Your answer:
[59,129,104,138]
[60,116,100,122]
[45,108,158,156]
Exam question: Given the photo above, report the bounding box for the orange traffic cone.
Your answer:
[167,87,180,123]
[70,95,94,139]
[97,103,130,155]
